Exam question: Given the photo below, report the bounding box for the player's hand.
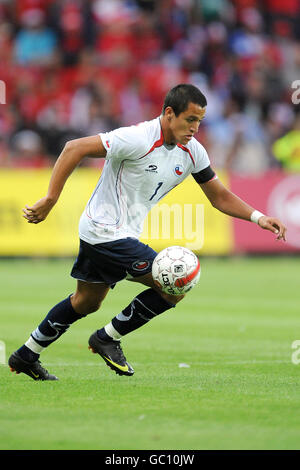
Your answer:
[22,197,56,224]
[258,216,287,241]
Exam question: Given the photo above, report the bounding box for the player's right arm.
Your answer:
[23,135,106,224]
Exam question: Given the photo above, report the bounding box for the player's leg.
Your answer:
[9,280,110,381]
[71,280,110,314]
[96,272,184,344]
[89,240,186,377]
[128,271,185,304]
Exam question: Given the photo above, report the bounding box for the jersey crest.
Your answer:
[174,164,184,176]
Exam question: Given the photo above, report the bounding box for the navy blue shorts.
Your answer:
[71,238,157,287]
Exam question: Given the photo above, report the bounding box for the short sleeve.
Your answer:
[191,139,211,173]
[99,124,149,161]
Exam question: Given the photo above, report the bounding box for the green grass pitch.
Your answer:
[1,256,300,450]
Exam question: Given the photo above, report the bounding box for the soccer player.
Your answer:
[8,84,287,380]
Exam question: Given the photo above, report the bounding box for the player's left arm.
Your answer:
[199,177,287,241]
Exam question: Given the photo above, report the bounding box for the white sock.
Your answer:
[104,322,122,341]
[25,336,45,354]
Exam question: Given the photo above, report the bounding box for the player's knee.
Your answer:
[160,292,185,305]
[72,294,102,315]
[85,299,102,314]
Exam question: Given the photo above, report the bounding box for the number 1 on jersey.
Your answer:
[149,181,163,201]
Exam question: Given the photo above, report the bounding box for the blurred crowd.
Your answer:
[0,0,300,174]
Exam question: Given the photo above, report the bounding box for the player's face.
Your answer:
[166,102,206,145]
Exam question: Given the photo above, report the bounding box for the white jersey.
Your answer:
[79,117,211,244]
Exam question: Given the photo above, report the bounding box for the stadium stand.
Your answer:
[0,0,299,173]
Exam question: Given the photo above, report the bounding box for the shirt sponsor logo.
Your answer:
[145,164,158,173]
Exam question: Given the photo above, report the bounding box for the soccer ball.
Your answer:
[152,246,201,296]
